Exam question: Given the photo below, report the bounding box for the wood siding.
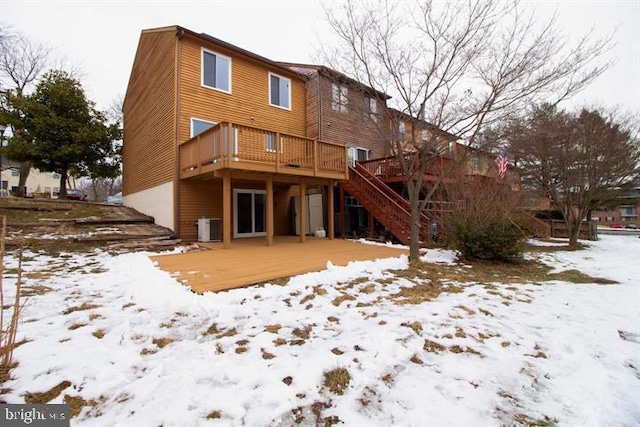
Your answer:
[177,33,306,144]
[123,29,177,196]
[178,178,295,240]
[316,72,388,159]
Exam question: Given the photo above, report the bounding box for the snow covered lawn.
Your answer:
[2,235,639,426]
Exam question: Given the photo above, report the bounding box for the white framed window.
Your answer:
[53,172,61,179]
[398,121,406,141]
[11,169,19,177]
[332,83,348,112]
[190,118,216,137]
[364,95,376,121]
[202,48,231,93]
[269,73,291,110]
[265,133,278,153]
[348,146,369,167]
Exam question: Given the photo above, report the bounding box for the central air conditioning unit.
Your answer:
[197,218,222,242]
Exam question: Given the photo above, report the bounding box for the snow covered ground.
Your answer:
[2,235,639,426]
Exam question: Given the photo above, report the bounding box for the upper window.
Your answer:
[202,48,231,93]
[364,95,377,121]
[269,73,291,110]
[398,121,406,141]
[332,83,348,112]
[191,118,216,137]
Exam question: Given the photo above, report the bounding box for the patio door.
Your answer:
[234,189,266,237]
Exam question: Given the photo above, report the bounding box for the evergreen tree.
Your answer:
[13,70,121,198]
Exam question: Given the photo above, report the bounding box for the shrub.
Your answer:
[441,179,526,262]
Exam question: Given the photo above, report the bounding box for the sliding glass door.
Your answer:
[234,189,266,237]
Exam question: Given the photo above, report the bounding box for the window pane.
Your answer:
[203,51,217,88]
[279,78,290,108]
[192,119,215,137]
[216,56,230,91]
[357,148,368,161]
[254,194,265,233]
[237,193,253,234]
[270,75,279,105]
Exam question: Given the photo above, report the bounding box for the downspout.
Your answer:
[317,71,322,140]
[174,28,183,236]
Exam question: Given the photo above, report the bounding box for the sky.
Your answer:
[1,0,639,115]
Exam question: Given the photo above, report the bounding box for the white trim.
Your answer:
[268,72,291,111]
[201,47,232,94]
[190,118,217,138]
[233,189,267,237]
[348,146,369,167]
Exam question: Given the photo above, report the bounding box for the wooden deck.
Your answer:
[150,236,407,293]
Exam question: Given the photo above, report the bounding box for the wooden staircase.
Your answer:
[340,164,431,245]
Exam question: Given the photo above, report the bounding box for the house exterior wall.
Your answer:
[175,32,308,238]
[285,66,388,160]
[177,33,306,143]
[122,28,177,199]
[124,181,174,230]
[0,167,61,197]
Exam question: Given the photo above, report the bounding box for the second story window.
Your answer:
[269,73,291,110]
[398,121,406,141]
[202,48,231,93]
[332,83,348,112]
[191,118,216,137]
[364,95,377,121]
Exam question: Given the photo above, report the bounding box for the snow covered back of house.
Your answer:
[2,235,639,426]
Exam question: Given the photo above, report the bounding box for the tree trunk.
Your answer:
[59,169,68,199]
[407,180,421,262]
[16,161,31,197]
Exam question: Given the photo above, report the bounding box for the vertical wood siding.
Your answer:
[123,29,177,195]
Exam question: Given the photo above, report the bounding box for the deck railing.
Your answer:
[359,155,455,181]
[180,122,347,179]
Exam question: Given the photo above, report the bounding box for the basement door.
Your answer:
[233,189,266,238]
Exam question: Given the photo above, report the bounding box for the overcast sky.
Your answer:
[2,0,639,115]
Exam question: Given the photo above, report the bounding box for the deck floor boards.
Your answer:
[151,237,407,293]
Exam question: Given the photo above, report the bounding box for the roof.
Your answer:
[387,107,458,141]
[141,26,307,81]
[277,62,390,100]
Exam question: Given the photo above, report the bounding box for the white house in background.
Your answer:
[0,160,61,197]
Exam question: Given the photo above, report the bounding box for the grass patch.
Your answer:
[332,294,356,306]
[206,410,222,419]
[401,321,423,335]
[547,269,617,284]
[92,329,106,339]
[152,337,174,348]
[423,339,446,353]
[265,324,281,334]
[24,381,72,404]
[323,367,351,395]
[63,303,100,315]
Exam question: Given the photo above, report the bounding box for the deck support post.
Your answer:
[339,185,345,238]
[223,170,232,249]
[327,180,334,240]
[266,175,274,246]
[299,180,306,243]
[368,211,374,239]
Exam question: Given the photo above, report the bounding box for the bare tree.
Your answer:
[322,0,613,260]
[507,105,640,246]
[0,26,51,196]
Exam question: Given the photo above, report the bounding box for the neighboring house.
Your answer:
[591,187,640,226]
[278,63,391,164]
[0,159,61,197]
[123,26,347,245]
